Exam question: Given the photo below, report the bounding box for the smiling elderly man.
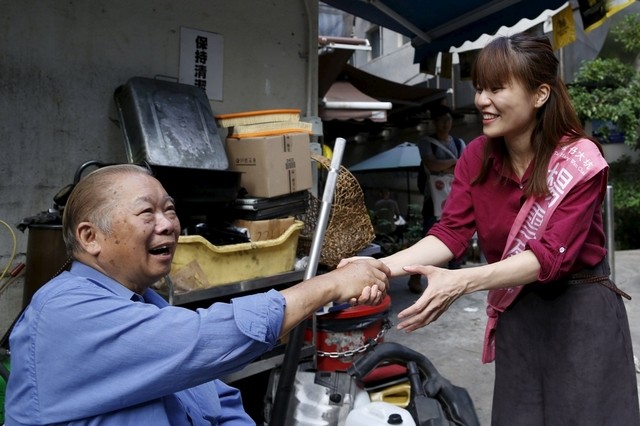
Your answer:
[5,164,389,425]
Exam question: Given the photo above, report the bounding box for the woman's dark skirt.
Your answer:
[491,262,640,425]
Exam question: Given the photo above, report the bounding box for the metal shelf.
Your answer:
[166,269,305,305]
[222,343,316,383]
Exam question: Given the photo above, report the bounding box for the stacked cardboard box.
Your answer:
[216,109,313,198]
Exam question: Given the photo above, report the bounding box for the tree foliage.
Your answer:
[611,13,640,52]
[568,14,640,149]
[569,13,640,249]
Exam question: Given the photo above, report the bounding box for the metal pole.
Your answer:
[605,184,615,281]
[305,137,346,279]
[269,137,346,424]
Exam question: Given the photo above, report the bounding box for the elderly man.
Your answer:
[5,164,389,425]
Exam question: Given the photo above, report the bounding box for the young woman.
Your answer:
[340,33,639,425]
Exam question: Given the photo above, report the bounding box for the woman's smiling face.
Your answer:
[475,78,539,144]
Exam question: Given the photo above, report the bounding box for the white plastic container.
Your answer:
[345,401,416,426]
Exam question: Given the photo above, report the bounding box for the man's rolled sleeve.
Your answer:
[231,289,286,350]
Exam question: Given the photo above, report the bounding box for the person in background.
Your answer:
[341,33,639,425]
[373,188,402,237]
[408,104,466,293]
[5,164,389,425]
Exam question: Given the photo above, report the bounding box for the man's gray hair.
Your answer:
[62,164,153,256]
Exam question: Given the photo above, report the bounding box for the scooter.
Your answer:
[347,342,480,426]
[264,341,480,426]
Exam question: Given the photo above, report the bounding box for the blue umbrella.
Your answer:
[349,141,420,172]
[349,141,421,211]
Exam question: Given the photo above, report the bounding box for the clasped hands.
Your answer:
[338,258,465,332]
[334,257,390,307]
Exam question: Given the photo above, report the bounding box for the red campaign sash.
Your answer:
[481,139,608,363]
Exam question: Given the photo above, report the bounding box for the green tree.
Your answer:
[569,13,640,249]
[568,13,640,149]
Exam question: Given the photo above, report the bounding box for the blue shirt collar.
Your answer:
[70,261,139,300]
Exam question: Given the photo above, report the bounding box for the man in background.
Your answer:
[409,105,465,293]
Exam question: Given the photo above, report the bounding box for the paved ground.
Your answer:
[383,250,640,425]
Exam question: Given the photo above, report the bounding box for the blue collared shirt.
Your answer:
[6,262,286,425]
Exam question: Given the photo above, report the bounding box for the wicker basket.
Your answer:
[296,154,375,268]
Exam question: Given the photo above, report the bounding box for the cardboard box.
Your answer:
[233,217,295,242]
[226,132,312,198]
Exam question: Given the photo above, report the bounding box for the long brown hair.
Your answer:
[471,33,601,197]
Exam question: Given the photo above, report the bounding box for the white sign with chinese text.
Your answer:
[179,27,223,101]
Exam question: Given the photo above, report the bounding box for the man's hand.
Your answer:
[336,255,374,269]
[331,258,390,306]
[279,258,390,337]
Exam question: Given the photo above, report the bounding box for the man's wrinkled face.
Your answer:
[92,173,180,292]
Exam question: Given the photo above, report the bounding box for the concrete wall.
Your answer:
[0,0,317,266]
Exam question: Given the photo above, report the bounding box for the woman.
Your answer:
[340,33,639,425]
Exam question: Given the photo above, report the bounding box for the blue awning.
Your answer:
[321,0,569,64]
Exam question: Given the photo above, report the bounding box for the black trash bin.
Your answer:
[19,213,69,308]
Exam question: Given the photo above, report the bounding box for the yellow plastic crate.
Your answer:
[170,220,304,290]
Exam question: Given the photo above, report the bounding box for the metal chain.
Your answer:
[316,320,391,359]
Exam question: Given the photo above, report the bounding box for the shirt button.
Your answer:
[559,247,566,253]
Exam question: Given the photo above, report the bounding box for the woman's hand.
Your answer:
[395,264,467,332]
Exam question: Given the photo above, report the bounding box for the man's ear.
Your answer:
[76,222,101,255]
[535,84,551,108]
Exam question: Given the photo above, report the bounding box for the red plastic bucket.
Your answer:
[307,295,391,371]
